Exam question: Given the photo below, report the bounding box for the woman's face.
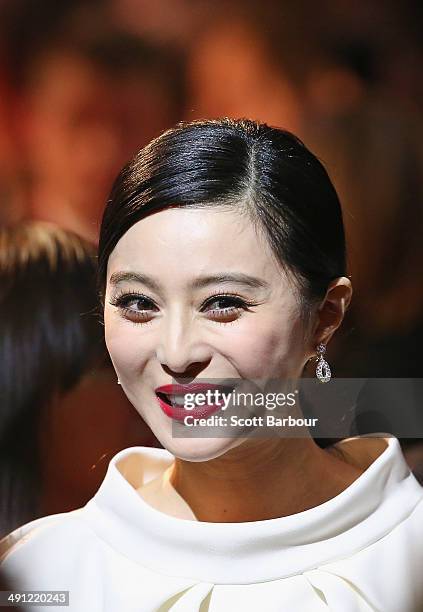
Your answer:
[104,207,310,460]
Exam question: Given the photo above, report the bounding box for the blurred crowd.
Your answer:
[0,0,422,534]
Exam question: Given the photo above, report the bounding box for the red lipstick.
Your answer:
[155,383,230,421]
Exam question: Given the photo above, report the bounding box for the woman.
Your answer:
[1,119,423,610]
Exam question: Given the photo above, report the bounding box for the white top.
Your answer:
[1,436,423,611]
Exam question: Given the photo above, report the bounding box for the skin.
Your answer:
[104,206,363,522]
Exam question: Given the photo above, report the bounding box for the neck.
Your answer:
[169,436,364,522]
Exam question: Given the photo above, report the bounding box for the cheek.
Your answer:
[103,304,306,381]
[104,311,151,377]
[227,310,305,378]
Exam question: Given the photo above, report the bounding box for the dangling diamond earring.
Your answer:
[117,378,121,385]
[315,343,331,383]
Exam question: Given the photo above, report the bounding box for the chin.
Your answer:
[157,435,241,463]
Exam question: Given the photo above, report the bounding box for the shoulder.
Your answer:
[0,508,105,590]
[310,497,423,611]
[0,509,97,560]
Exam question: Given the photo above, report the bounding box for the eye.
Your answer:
[109,291,258,325]
[109,291,158,323]
[200,293,255,323]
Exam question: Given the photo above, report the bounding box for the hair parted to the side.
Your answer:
[98,117,347,315]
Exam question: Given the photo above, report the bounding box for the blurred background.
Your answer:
[0,0,422,532]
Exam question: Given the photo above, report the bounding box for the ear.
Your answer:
[310,276,352,351]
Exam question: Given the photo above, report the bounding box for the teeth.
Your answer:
[170,395,187,405]
[167,393,214,406]
[158,388,230,407]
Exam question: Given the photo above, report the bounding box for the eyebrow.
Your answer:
[109,271,270,292]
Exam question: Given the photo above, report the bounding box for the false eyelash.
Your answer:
[199,291,258,311]
[108,289,261,328]
[108,290,157,309]
[109,289,258,310]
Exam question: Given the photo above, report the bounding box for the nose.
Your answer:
[155,308,212,377]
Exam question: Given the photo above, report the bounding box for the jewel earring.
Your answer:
[315,343,331,383]
[117,378,121,385]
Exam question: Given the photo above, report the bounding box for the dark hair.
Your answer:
[98,118,347,313]
[0,222,106,534]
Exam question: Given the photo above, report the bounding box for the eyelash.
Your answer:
[108,290,258,326]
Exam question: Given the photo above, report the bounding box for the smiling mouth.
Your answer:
[155,386,234,408]
[155,392,181,407]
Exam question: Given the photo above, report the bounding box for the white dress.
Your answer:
[1,436,423,611]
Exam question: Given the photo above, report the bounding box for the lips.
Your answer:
[155,383,233,421]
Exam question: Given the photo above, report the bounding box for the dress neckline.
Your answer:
[135,436,388,521]
[83,434,423,584]
[137,465,198,520]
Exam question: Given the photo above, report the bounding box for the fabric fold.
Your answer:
[1,435,423,611]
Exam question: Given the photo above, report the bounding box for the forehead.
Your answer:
[107,207,284,286]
